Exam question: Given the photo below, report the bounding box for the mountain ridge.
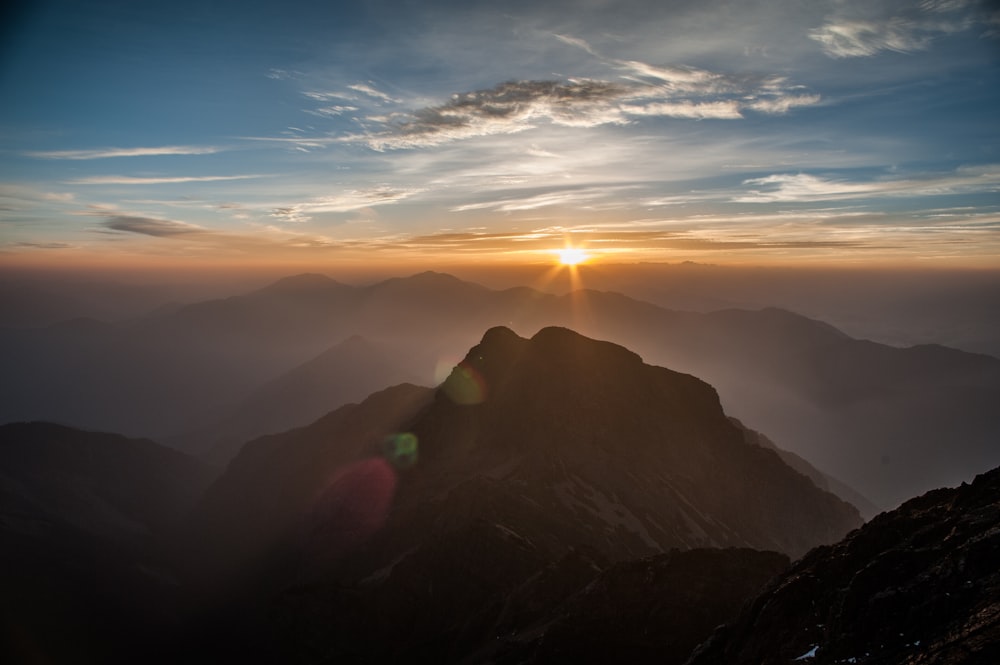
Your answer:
[2,270,998,508]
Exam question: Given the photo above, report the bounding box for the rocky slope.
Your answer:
[687,465,1000,665]
[183,326,861,662]
[0,422,213,664]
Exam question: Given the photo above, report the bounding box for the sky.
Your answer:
[1,0,999,272]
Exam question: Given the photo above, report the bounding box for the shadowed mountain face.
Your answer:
[481,547,791,665]
[182,327,860,662]
[2,270,998,509]
[687,465,1000,665]
[176,335,424,466]
[0,422,213,664]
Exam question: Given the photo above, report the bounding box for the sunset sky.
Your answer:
[2,0,999,270]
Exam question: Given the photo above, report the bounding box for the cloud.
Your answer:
[352,79,630,150]
[347,82,400,103]
[0,184,76,208]
[67,174,267,185]
[102,215,207,237]
[12,242,75,249]
[400,228,866,255]
[25,145,224,160]
[450,185,639,213]
[809,0,986,57]
[621,100,744,119]
[347,68,819,150]
[270,186,423,222]
[306,105,360,118]
[553,33,600,56]
[736,166,1000,202]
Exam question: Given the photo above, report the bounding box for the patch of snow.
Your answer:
[794,645,819,660]
[552,477,659,548]
[360,547,416,585]
[495,522,533,545]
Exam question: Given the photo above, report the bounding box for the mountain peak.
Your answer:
[256,272,345,294]
[371,271,488,294]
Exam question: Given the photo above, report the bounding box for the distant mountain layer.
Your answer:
[3,270,998,508]
[688,465,1000,665]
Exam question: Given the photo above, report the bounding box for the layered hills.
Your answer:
[3,324,995,664]
[2,271,997,509]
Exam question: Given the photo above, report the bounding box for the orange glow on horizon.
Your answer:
[555,247,590,266]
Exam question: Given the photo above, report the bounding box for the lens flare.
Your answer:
[309,457,397,555]
[383,432,419,468]
[442,361,488,405]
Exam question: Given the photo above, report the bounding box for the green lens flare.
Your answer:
[383,432,419,468]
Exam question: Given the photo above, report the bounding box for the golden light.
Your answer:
[556,247,589,265]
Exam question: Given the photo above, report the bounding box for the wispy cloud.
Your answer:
[346,66,820,150]
[270,186,423,222]
[0,184,76,207]
[736,165,1000,202]
[102,215,207,237]
[347,82,400,104]
[67,174,268,185]
[25,145,224,160]
[400,227,866,254]
[11,241,75,249]
[450,185,639,212]
[809,0,989,57]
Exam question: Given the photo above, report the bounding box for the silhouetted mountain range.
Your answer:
[3,271,998,510]
[178,327,860,662]
[2,327,996,664]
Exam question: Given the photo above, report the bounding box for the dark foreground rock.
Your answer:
[687,466,1000,665]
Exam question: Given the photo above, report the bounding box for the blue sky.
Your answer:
[2,0,999,269]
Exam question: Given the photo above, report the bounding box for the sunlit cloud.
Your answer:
[67,174,269,185]
[736,165,1000,202]
[347,82,401,104]
[24,145,224,160]
[400,227,868,255]
[270,186,424,223]
[809,0,989,58]
[341,48,820,150]
[621,100,743,119]
[450,186,638,213]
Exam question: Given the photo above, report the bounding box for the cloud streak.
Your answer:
[68,174,268,185]
[736,165,1000,203]
[270,186,423,223]
[26,145,224,160]
[809,0,990,57]
[102,215,207,237]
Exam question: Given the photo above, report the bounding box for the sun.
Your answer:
[556,247,589,266]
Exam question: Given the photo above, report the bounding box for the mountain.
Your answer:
[0,422,214,664]
[479,547,790,665]
[3,270,998,508]
[730,417,880,518]
[181,327,860,662]
[173,335,426,464]
[687,464,1000,665]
